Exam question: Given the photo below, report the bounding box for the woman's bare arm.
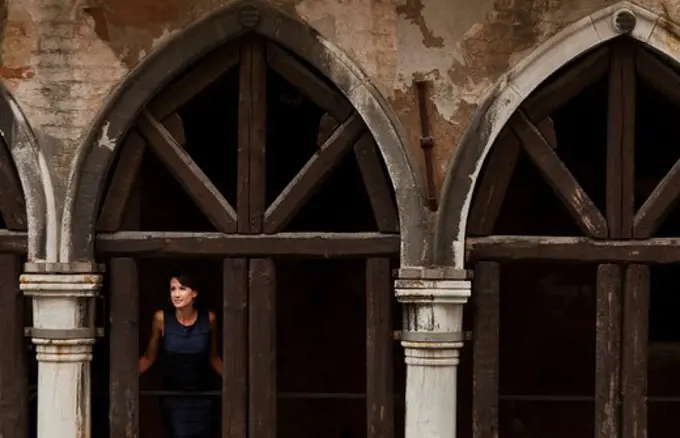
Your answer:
[138,310,164,374]
[209,311,223,377]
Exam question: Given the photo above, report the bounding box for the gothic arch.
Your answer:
[0,85,52,261]
[435,1,674,267]
[62,0,428,265]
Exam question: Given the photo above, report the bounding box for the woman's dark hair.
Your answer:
[170,274,199,291]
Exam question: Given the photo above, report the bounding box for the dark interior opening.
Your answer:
[462,41,680,438]
[93,40,403,438]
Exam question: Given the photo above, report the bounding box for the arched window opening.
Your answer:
[461,36,680,438]
[93,35,404,438]
[0,137,33,438]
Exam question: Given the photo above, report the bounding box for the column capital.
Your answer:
[20,272,103,298]
[395,266,471,305]
[395,266,471,353]
[20,272,104,349]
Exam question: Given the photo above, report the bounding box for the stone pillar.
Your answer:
[20,264,103,438]
[395,267,471,438]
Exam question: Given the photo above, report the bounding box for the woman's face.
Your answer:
[169,277,197,309]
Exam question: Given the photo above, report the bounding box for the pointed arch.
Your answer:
[435,1,677,267]
[0,85,53,261]
[61,0,428,265]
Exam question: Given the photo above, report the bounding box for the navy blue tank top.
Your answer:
[161,309,212,391]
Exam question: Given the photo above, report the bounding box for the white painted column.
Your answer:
[395,267,471,438]
[20,270,103,438]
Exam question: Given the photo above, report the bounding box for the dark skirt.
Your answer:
[159,395,216,438]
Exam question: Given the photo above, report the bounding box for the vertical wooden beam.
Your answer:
[237,40,253,233]
[249,40,267,234]
[0,254,27,438]
[595,264,622,438]
[223,258,248,438]
[607,39,636,239]
[472,261,500,438]
[249,258,276,438]
[238,37,267,234]
[109,257,139,438]
[237,36,271,438]
[621,264,649,438]
[366,257,394,438]
[109,181,140,438]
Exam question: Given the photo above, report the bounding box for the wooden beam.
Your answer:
[109,257,139,438]
[265,42,352,121]
[223,258,248,438]
[0,255,27,438]
[621,264,648,438]
[147,43,240,120]
[96,130,146,232]
[607,40,636,238]
[595,264,622,438]
[136,110,237,233]
[0,139,26,230]
[354,133,399,233]
[536,117,558,149]
[264,113,365,233]
[510,110,608,238]
[95,231,400,257]
[237,40,253,233]
[636,45,680,109]
[472,261,500,438]
[317,113,339,146]
[633,156,680,238]
[249,258,276,438]
[0,230,28,253]
[466,235,680,263]
[163,113,186,146]
[248,39,267,234]
[523,46,609,121]
[467,129,520,236]
[366,257,394,438]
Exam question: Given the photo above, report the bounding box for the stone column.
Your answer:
[395,267,471,438]
[20,264,103,438]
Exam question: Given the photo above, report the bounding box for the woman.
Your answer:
[139,274,222,438]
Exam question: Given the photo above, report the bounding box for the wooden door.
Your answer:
[98,34,403,438]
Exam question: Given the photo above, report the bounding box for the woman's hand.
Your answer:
[138,310,164,375]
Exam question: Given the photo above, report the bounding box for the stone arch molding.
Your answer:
[62,0,429,265]
[435,1,680,268]
[0,86,54,262]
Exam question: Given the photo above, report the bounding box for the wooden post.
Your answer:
[595,264,622,438]
[109,257,140,438]
[223,258,248,438]
[621,264,649,438]
[109,178,141,438]
[366,257,394,438]
[0,254,27,438]
[472,261,500,438]
[249,258,276,438]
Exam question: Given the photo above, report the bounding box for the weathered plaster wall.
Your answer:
[2,0,680,206]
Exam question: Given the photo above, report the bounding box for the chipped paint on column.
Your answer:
[21,273,102,438]
[395,271,471,438]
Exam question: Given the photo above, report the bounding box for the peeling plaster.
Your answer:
[96,121,115,151]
